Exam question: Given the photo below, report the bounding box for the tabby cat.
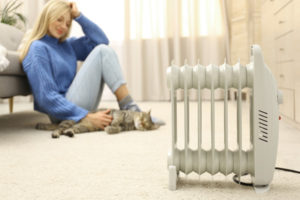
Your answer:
[36,109,159,138]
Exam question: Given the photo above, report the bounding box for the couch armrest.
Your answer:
[0,50,25,76]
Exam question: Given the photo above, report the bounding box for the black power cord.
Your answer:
[275,167,300,174]
[232,174,253,186]
[232,167,300,187]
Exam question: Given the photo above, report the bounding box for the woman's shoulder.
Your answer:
[27,39,50,55]
[24,40,50,62]
[30,39,47,49]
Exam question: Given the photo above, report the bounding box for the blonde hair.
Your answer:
[19,0,72,61]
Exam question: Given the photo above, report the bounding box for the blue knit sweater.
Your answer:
[22,14,109,122]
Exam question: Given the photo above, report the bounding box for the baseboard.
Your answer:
[281,114,300,131]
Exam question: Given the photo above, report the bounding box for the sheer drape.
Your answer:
[72,0,231,101]
[24,0,45,29]
[121,0,230,101]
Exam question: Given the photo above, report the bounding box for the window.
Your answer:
[72,0,223,40]
[72,0,125,40]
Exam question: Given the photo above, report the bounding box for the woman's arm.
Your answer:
[68,2,109,61]
[23,42,88,122]
[85,109,113,129]
[23,42,113,128]
[69,2,80,18]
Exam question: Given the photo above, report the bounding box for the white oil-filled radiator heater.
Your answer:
[166,45,283,192]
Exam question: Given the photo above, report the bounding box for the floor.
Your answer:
[0,101,300,200]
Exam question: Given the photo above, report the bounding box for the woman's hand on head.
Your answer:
[69,2,80,18]
[85,109,113,129]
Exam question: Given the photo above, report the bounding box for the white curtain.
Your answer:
[72,0,231,101]
[23,0,46,29]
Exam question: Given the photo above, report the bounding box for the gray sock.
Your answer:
[118,95,141,112]
[119,95,165,126]
[151,116,166,126]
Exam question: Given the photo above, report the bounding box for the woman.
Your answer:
[20,0,163,129]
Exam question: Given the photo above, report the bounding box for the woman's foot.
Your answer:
[118,95,165,126]
[118,95,141,112]
[151,116,166,126]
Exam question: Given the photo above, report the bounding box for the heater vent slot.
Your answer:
[258,110,269,143]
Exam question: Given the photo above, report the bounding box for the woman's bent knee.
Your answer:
[94,44,114,55]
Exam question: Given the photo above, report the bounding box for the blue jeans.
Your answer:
[50,44,126,123]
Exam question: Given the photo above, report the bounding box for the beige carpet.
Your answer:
[0,101,300,200]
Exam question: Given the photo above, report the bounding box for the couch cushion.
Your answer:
[0,76,30,98]
[0,23,24,51]
[0,51,25,76]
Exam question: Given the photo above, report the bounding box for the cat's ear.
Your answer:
[147,109,151,115]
